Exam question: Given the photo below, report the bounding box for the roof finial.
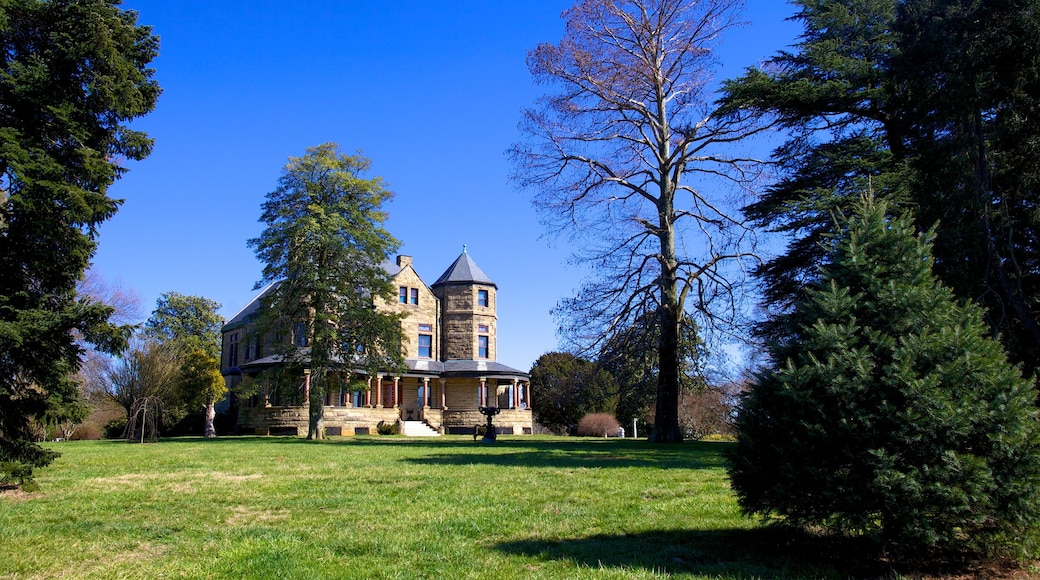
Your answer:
[463,244,467,254]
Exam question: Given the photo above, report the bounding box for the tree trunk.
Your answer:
[308,394,325,440]
[203,401,216,438]
[649,302,684,443]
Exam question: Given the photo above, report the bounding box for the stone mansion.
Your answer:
[220,250,533,436]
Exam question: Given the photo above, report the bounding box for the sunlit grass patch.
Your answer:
[0,437,856,578]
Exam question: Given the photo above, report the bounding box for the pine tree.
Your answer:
[729,197,1040,558]
[0,0,159,487]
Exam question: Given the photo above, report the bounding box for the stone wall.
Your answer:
[375,261,439,359]
[436,284,497,360]
[442,408,533,435]
[238,405,400,436]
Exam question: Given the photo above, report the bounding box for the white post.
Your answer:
[632,418,638,439]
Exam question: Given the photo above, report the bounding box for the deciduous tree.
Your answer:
[512,0,761,442]
[0,0,159,485]
[144,292,225,436]
[177,349,226,438]
[248,143,404,440]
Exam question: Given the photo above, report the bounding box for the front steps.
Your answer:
[401,420,440,437]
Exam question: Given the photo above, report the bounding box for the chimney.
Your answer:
[396,255,413,268]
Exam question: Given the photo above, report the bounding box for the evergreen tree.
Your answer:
[248,143,404,440]
[528,352,619,433]
[721,0,1040,374]
[729,197,1040,557]
[718,0,909,338]
[0,0,159,486]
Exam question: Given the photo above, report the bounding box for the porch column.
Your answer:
[525,381,531,409]
[263,381,270,407]
[392,376,400,408]
[479,377,487,407]
[439,378,447,410]
[303,369,311,403]
[364,377,372,407]
[375,375,384,409]
[512,378,520,409]
[422,378,431,408]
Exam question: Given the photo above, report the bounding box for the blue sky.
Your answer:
[96,0,802,371]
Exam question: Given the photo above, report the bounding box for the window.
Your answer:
[293,322,308,347]
[410,288,419,305]
[478,324,489,333]
[418,323,432,332]
[399,287,408,303]
[478,335,489,358]
[244,337,252,361]
[418,334,432,358]
[228,334,239,367]
[477,289,489,307]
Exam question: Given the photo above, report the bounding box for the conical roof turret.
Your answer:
[432,249,496,288]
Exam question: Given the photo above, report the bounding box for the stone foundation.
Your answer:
[237,405,532,436]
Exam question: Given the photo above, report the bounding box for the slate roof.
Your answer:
[224,260,402,331]
[238,356,528,379]
[432,251,496,288]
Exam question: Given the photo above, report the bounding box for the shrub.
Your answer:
[104,417,128,440]
[376,420,399,435]
[70,423,102,441]
[576,413,621,437]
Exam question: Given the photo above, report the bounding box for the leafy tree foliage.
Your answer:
[249,143,404,440]
[722,0,1040,373]
[144,292,225,436]
[513,0,760,442]
[729,197,1040,558]
[177,349,225,438]
[529,352,618,433]
[146,292,223,359]
[0,0,159,484]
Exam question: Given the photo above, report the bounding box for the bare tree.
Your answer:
[512,0,762,441]
[104,338,180,422]
[75,268,142,403]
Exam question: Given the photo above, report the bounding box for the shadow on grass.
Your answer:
[493,526,887,579]
[152,436,729,470]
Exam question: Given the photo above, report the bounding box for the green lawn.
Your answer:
[1,436,857,579]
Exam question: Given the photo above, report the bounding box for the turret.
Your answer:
[431,249,497,361]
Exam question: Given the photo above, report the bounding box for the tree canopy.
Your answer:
[144,292,225,437]
[248,143,404,440]
[145,292,223,359]
[0,0,159,486]
[721,0,1040,373]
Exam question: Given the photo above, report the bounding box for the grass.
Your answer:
[0,436,891,578]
